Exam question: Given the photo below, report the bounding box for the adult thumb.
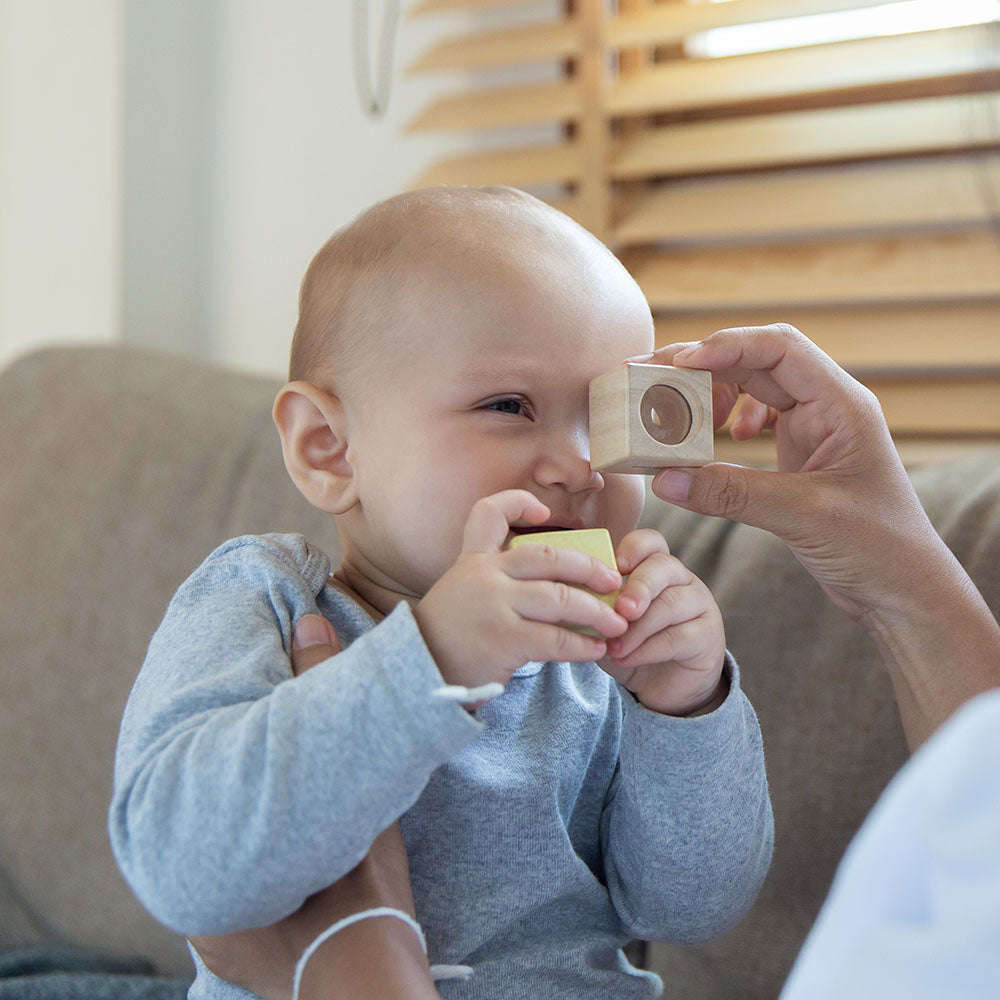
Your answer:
[290,613,341,676]
[652,463,812,539]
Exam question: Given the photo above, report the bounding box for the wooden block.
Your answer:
[508,528,620,636]
[589,364,713,474]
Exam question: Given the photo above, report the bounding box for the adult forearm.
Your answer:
[862,541,1000,751]
[292,917,442,1000]
[190,821,443,1000]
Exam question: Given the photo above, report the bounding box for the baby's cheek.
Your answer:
[604,475,647,546]
[432,523,471,581]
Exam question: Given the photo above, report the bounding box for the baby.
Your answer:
[110,186,773,999]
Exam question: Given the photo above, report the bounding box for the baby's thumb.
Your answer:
[290,614,341,676]
[652,463,808,539]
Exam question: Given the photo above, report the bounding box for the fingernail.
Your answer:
[655,469,692,502]
[293,615,329,649]
[624,352,654,363]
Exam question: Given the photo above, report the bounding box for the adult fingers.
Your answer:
[730,394,778,441]
[291,614,342,676]
[658,324,850,412]
[652,461,820,541]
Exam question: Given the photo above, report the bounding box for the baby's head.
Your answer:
[274,186,654,605]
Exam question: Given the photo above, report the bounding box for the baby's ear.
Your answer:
[272,382,358,514]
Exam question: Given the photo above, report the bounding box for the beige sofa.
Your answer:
[1,344,997,997]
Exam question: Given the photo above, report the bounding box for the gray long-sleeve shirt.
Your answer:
[109,534,773,998]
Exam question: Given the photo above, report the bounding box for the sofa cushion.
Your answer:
[0,346,334,975]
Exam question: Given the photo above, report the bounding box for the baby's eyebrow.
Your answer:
[456,361,538,388]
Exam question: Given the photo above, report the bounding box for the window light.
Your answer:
[686,0,1000,59]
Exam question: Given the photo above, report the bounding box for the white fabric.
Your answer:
[780,688,1000,1000]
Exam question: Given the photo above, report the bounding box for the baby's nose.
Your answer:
[535,431,604,493]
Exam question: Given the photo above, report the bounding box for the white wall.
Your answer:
[0,0,124,369]
[0,0,484,376]
[198,0,475,376]
[123,0,215,365]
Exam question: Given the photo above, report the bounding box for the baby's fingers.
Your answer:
[463,491,550,554]
[505,540,622,594]
[512,579,628,641]
[517,619,613,664]
[614,545,692,622]
[607,585,714,664]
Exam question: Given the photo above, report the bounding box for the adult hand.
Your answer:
[190,615,440,1000]
[643,324,1000,746]
[645,324,926,621]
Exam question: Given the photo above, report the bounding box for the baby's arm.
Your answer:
[595,534,772,942]
[109,534,483,936]
[602,659,773,944]
[190,618,441,1000]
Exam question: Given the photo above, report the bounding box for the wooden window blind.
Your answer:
[406,0,1000,463]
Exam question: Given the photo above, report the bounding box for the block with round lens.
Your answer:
[589,364,713,474]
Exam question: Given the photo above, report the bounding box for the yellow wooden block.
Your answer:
[508,528,620,636]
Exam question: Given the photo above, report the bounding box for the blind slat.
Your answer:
[407,19,579,72]
[407,80,579,131]
[630,231,1000,309]
[869,376,1000,435]
[411,141,581,188]
[615,154,1000,243]
[653,302,1000,371]
[608,25,1000,117]
[612,93,1000,179]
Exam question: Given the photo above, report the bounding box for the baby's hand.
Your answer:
[600,530,727,716]
[414,490,628,694]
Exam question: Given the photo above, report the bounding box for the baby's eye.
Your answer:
[484,397,531,417]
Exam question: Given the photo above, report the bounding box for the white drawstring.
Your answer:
[433,681,504,703]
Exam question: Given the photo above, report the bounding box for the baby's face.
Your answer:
[339,230,654,602]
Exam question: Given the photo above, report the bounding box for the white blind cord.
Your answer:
[351,0,401,118]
